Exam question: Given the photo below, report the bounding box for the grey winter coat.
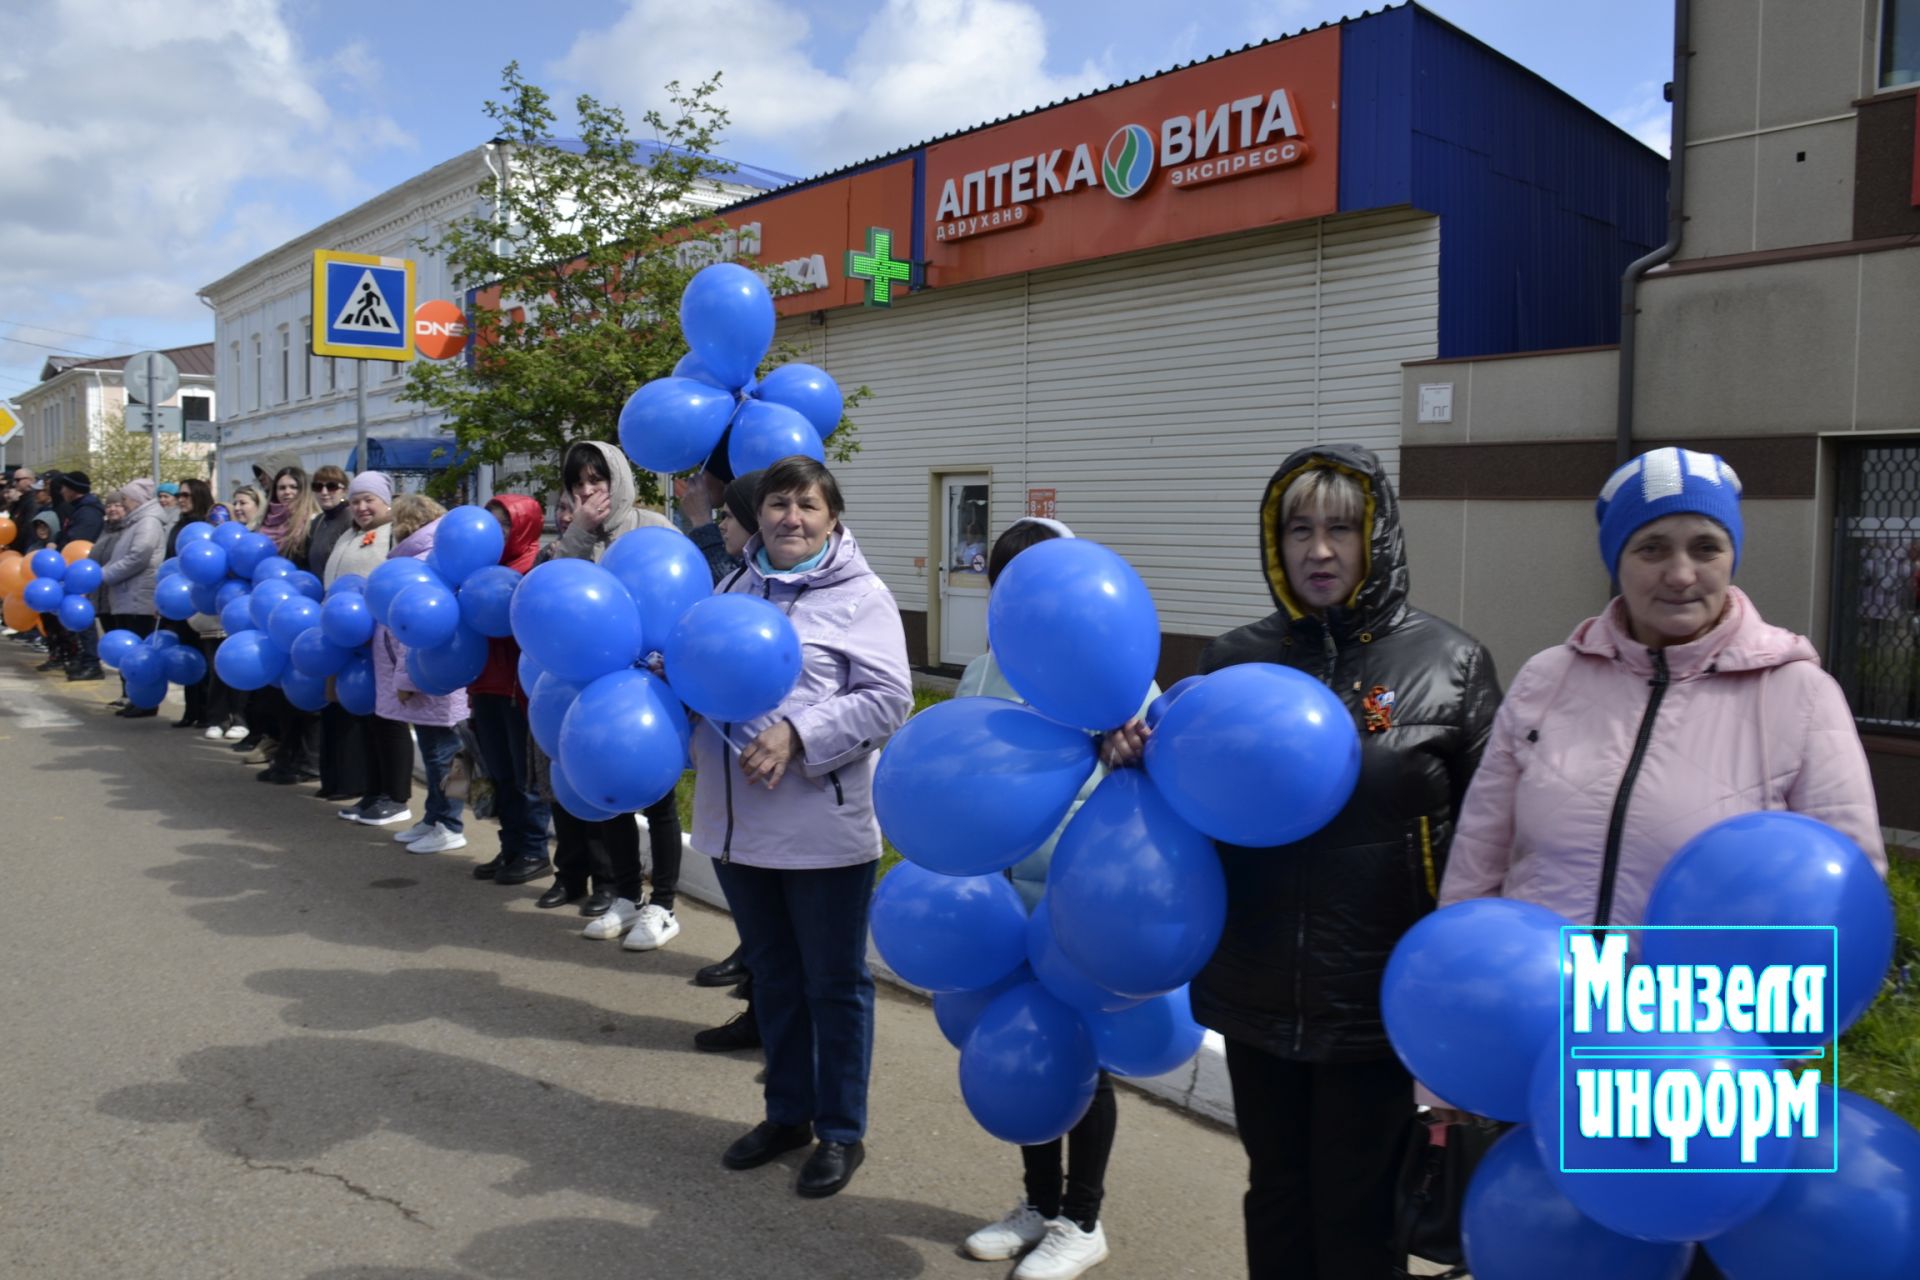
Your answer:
[100,493,168,617]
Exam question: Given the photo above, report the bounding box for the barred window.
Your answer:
[1830,442,1920,731]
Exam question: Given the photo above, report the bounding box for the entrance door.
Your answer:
[938,474,991,666]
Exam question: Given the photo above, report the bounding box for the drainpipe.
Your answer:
[1616,0,1692,465]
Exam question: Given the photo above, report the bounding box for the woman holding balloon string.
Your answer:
[686,455,912,1200]
[252,463,325,784]
[162,479,216,731]
[97,477,169,719]
[1110,445,1501,1280]
[324,472,400,820]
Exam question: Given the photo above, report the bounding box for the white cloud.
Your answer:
[1610,80,1672,157]
[0,0,413,392]
[554,0,1111,174]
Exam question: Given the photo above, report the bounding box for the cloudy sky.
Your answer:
[0,0,1671,407]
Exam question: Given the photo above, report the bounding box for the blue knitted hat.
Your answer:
[1596,447,1743,576]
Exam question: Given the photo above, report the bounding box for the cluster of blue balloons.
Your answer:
[98,626,206,708]
[1380,812,1915,1279]
[508,523,802,821]
[870,536,1363,1145]
[616,262,844,477]
[22,546,106,633]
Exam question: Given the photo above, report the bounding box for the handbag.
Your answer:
[1391,1113,1505,1279]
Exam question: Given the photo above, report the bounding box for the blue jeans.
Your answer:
[714,858,878,1144]
[469,693,549,859]
[415,724,463,833]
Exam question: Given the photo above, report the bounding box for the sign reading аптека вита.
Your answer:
[1556,927,1839,1173]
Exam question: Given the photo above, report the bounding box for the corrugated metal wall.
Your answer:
[783,209,1438,647]
[1338,5,1669,359]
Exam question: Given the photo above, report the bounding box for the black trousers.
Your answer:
[361,714,414,805]
[108,615,155,696]
[1223,1039,1412,1280]
[163,620,203,722]
[551,804,642,899]
[200,637,245,727]
[319,703,368,799]
[1022,1070,1117,1230]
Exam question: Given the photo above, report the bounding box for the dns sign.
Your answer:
[414,300,469,361]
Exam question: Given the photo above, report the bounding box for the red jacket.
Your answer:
[469,493,544,700]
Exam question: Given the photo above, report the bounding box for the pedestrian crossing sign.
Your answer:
[312,249,416,361]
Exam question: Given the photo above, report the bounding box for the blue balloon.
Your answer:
[933,964,1035,1051]
[1381,898,1569,1121]
[290,570,325,602]
[727,398,825,476]
[1145,662,1361,847]
[673,351,729,389]
[1705,1088,1920,1280]
[62,558,103,595]
[435,505,506,583]
[187,581,221,616]
[616,376,738,474]
[24,576,65,612]
[364,558,441,627]
[56,595,95,631]
[1643,812,1894,1040]
[662,593,801,723]
[28,548,66,582]
[756,363,844,437]
[267,595,320,653]
[155,556,181,580]
[227,532,276,578]
[328,573,368,596]
[120,645,162,686]
[1528,1027,1791,1242]
[335,654,376,715]
[679,262,774,389]
[516,650,546,697]
[870,862,1029,993]
[986,538,1160,732]
[508,558,642,683]
[178,538,229,585]
[163,645,207,687]
[410,623,489,693]
[210,522,247,551]
[388,580,460,650]
[1086,986,1207,1078]
[874,697,1097,877]
[219,593,255,638]
[529,670,589,758]
[282,666,331,712]
[1027,897,1142,1015]
[290,627,353,677]
[214,631,287,691]
[248,579,297,631]
[1142,674,1203,731]
[319,590,375,648]
[125,675,168,709]
[550,760,622,822]
[174,520,215,545]
[152,574,197,620]
[1047,770,1225,998]
[146,630,181,651]
[215,580,248,611]
[99,629,140,669]
[1463,1128,1695,1280]
[557,669,688,813]
[458,565,520,638]
[250,555,297,586]
[958,983,1100,1146]
[600,525,712,655]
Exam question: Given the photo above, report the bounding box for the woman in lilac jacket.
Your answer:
[690,455,913,1201]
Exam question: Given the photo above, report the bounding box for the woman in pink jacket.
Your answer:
[1441,446,1886,931]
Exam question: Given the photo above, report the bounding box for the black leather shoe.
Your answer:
[695,947,749,988]
[171,714,200,728]
[472,852,507,881]
[721,1121,813,1171]
[796,1140,864,1198]
[117,705,158,718]
[230,735,262,753]
[536,882,584,909]
[67,664,106,683]
[257,767,318,785]
[694,1009,761,1053]
[580,887,616,917]
[494,856,553,886]
[36,655,64,672]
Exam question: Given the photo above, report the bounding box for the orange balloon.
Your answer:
[61,540,92,563]
[0,560,24,599]
[0,517,14,544]
[4,593,41,633]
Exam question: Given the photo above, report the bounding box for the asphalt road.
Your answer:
[0,646,1252,1280]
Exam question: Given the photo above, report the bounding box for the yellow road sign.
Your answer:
[312,249,416,362]
[0,403,19,443]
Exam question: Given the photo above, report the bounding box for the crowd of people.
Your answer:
[2,440,1893,1280]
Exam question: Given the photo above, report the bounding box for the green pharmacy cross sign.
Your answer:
[845,227,913,307]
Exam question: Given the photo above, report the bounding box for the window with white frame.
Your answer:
[252,336,262,411]
[301,318,312,397]
[230,341,241,407]
[1885,0,1920,88]
[278,327,290,404]
[328,355,338,392]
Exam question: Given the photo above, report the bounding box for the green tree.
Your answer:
[54,409,208,494]
[402,64,861,502]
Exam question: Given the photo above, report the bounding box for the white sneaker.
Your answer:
[408,825,469,854]
[1013,1220,1108,1280]
[963,1201,1050,1261]
[392,821,437,844]
[202,725,226,740]
[581,897,640,940]
[622,902,681,951]
[224,724,250,740]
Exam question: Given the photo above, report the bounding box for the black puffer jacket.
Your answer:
[1190,444,1501,1063]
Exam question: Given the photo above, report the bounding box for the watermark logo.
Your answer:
[1102,124,1155,198]
[1555,926,1840,1174]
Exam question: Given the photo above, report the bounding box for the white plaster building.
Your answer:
[9,343,215,471]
